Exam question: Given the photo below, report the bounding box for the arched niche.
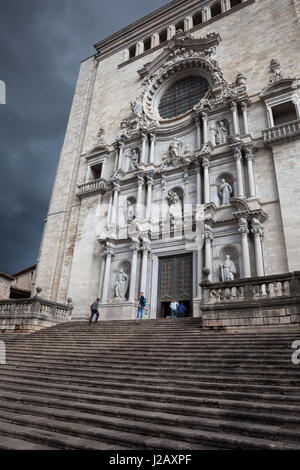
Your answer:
[113,260,131,301]
[217,245,241,281]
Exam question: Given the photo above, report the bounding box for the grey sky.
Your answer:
[0,0,170,274]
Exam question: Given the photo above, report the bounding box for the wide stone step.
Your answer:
[1,382,300,420]
[0,409,208,450]
[5,353,300,376]
[1,368,299,397]
[1,373,300,408]
[1,398,300,449]
[2,361,300,387]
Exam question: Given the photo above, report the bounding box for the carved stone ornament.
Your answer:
[269,59,284,84]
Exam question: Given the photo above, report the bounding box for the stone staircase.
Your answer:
[0,318,300,450]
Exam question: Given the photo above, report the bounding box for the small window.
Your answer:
[211,2,222,17]
[175,21,184,32]
[272,102,298,126]
[230,0,243,7]
[129,45,136,59]
[159,29,168,43]
[91,163,103,180]
[193,12,203,26]
[144,37,151,51]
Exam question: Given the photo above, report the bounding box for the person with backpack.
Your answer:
[170,298,179,319]
[89,298,100,325]
[137,292,146,319]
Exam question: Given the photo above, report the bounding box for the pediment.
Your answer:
[260,78,300,100]
[138,32,221,79]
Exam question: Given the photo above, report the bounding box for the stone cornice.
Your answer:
[94,0,255,63]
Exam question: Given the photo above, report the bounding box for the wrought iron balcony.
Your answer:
[262,119,300,143]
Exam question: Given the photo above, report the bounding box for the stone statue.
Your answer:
[124,200,135,223]
[215,121,229,145]
[131,96,144,118]
[219,255,236,282]
[129,148,139,170]
[115,268,129,299]
[219,178,232,205]
[168,137,182,160]
[168,190,182,226]
[117,121,129,141]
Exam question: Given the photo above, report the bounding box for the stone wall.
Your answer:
[0,274,12,300]
[33,0,300,318]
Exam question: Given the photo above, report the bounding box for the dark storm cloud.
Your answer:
[0,0,169,274]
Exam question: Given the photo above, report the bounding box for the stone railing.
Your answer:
[262,119,300,143]
[200,272,300,329]
[77,178,109,197]
[0,297,73,333]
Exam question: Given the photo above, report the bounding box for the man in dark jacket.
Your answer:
[89,298,100,325]
[137,292,146,319]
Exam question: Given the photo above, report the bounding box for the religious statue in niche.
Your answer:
[218,178,232,206]
[219,255,236,282]
[168,190,183,227]
[168,137,183,160]
[114,268,129,300]
[129,148,139,170]
[211,120,229,146]
[124,199,135,223]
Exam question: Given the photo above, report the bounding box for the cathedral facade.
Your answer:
[34,0,300,320]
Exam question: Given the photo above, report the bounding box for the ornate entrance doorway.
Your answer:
[158,253,193,318]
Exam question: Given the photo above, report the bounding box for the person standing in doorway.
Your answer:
[170,299,179,319]
[177,301,187,318]
[89,298,100,325]
[137,292,146,319]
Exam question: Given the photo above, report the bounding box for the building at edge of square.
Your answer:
[33,0,300,321]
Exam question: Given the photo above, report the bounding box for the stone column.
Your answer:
[245,148,256,197]
[110,181,120,227]
[136,173,145,219]
[221,0,227,13]
[184,16,193,30]
[196,161,202,205]
[140,133,148,164]
[107,191,113,225]
[203,7,211,21]
[136,41,144,55]
[202,158,210,203]
[102,245,115,302]
[123,49,129,63]
[204,227,213,281]
[195,116,201,149]
[129,242,140,302]
[241,101,249,135]
[196,236,204,298]
[238,218,251,278]
[202,112,209,143]
[293,98,300,119]
[117,141,125,170]
[167,25,176,40]
[234,147,245,198]
[266,105,274,128]
[146,174,154,219]
[151,33,159,48]
[149,133,156,163]
[231,102,240,136]
[140,241,151,295]
[252,220,264,277]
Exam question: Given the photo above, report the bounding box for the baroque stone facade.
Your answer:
[34,0,300,321]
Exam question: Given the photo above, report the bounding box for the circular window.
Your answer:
[158,76,209,119]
